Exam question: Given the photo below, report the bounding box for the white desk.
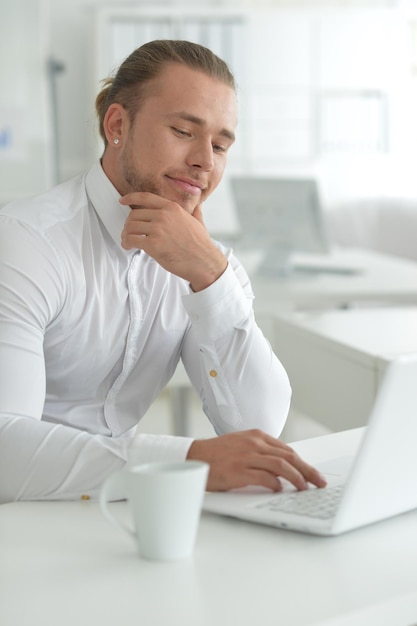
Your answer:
[1,429,417,626]
[251,248,417,313]
[274,307,417,431]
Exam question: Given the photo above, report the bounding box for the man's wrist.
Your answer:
[189,258,228,292]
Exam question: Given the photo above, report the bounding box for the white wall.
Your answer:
[48,0,131,180]
[0,0,52,202]
[3,0,417,204]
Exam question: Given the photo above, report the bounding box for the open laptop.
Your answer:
[203,354,417,535]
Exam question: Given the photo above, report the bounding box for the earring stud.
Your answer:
[113,138,120,145]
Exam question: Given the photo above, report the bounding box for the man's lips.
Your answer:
[166,176,205,196]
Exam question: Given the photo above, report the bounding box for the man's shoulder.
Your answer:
[0,172,88,234]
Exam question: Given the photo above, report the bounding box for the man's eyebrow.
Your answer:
[167,111,235,143]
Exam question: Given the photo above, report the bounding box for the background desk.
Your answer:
[273,307,417,431]
[250,248,417,315]
[1,429,417,626]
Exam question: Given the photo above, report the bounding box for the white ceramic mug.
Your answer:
[100,461,209,561]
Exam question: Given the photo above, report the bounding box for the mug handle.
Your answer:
[99,470,135,539]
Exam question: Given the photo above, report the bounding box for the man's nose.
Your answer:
[186,139,214,171]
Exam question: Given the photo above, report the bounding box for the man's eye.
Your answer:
[172,127,191,137]
[213,144,227,154]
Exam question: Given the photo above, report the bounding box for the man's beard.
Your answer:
[120,148,199,211]
[121,151,161,197]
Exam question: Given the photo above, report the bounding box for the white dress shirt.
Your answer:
[0,162,291,502]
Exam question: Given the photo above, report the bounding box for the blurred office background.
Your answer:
[2,0,417,204]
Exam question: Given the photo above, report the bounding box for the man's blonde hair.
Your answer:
[95,39,236,146]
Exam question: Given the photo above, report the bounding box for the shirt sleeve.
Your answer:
[0,216,193,503]
[0,415,193,503]
[180,253,292,437]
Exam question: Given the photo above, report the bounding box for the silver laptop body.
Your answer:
[203,355,417,536]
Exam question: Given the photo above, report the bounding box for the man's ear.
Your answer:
[103,103,128,146]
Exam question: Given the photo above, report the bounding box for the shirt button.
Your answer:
[209,370,218,378]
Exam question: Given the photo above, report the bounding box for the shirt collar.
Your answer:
[85,161,133,255]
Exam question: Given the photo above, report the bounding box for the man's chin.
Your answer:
[129,178,199,214]
[161,189,199,214]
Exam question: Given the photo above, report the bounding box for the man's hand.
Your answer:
[186,429,327,492]
[120,192,227,291]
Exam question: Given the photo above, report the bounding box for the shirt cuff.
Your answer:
[127,433,195,466]
[182,263,251,341]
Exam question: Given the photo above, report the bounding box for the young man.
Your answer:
[0,40,325,502]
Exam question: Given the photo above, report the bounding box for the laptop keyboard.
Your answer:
[254,485,344,520]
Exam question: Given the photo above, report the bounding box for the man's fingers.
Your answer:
[247,453,306,491]
[279,449,327,489]
[259,434,327,489]
[242,470,284,493]
[188,431,327,493]
[119,192,162,208]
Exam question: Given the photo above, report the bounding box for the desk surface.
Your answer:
[275,306,417,366]
[1,429,417,626]
[251,248,417,310]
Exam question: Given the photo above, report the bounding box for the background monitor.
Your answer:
[230,177,330,275]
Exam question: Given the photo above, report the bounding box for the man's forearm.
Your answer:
[0,415,193,503]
